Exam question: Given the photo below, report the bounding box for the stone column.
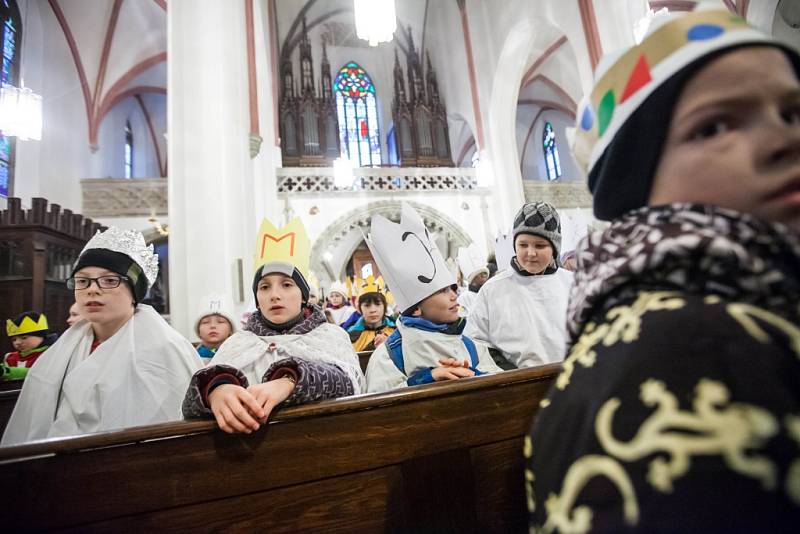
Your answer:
[168,0,278,338]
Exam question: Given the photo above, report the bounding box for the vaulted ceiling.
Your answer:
[46,0,166,147]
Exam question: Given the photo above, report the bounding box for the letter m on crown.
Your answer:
[261,232,295,258]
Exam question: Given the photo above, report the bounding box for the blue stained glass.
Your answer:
[0,9,17,198]
[334,62,381,167]
[543,122,562,181]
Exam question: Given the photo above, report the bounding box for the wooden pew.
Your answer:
[0,387,20,435]
[0,378,23,392]
[0,364,560,532]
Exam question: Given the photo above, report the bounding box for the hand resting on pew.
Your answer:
[208,376,296,434]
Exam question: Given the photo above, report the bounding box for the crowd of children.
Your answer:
[1,6,798,529]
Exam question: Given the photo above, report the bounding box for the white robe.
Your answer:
[464,268,573,368]
[365,318,502,393]
[2,305,203,446]
[208,322,365,393]
[457,289,478,317]
[327,305,356,327]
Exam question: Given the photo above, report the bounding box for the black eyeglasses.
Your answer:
[66,275,129,290]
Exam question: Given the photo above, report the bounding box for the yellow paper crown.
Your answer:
[253,217,311,278]
[6,314,49,337]
[355,275,384,297]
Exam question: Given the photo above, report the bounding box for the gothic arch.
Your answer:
[310,200,472,283]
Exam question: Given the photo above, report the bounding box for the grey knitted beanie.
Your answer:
[512,202,562,260]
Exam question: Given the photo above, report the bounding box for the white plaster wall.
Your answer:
[520,110,580,182]
[95,98,161,178]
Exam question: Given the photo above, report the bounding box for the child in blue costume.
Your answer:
[363,203,501,393]
[193,298,236,364]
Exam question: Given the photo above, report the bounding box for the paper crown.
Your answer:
[572,8,771,174]
[6,314,49,337]
[494,231,515,272]
[355,275,385,297]
[194,294,237,334]
[80,227,159,287]
[366,203,455,312]
[457,244,489,283]
[253,217,310,278]
[329,280,350,298]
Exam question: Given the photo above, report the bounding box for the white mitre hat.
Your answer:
[457,244,489,284]
[366,203,455,313]
[494,231,514,272]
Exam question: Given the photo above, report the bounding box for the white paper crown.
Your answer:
[366,203,455,312]
[329,281,350,298]
[494,231,514,272]
[194,293,237,333]
[457,244,488,283]
[80,227,159,287]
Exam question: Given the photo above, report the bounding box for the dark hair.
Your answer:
[401,283,458,317]
[358,291,387,310]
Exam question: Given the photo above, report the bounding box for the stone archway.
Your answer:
[309,200,473,287]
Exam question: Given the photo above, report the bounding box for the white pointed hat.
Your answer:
[494,230,515,272]
[366,203,455,312]
[457,244,488,284]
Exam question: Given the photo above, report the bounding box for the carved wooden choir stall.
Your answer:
[0,197,103,355]
[392,28,454,167]
[280,19,340,167]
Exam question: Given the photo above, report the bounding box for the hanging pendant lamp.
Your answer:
[0,83,42,140]
[354,0,396,47]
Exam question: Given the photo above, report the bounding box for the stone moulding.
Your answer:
[81,178,167,218]
[522,180,593,209]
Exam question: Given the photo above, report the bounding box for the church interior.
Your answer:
[1,0,799,531]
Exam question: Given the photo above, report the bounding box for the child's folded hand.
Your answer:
[431,365,475,381]
[437,357,471,368]
[208,384,265,434]
[247,378,296,423]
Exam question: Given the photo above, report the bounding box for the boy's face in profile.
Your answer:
[649,47,800,231]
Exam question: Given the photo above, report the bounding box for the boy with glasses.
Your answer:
[2,227,202,445]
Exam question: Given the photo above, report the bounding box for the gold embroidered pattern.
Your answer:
[727,303,800,358]
[557,292,685,390]
[524,436,536,512]
[785,415,800,504]
[542,455,639,534]
[596,379,779,493]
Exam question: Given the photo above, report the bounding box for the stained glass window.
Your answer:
[0,0,20,198]
[334,62,381,167]
[124,120,133,179]
[543,121,562,181]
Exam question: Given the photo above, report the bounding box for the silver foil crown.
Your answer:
[80,227,159,288]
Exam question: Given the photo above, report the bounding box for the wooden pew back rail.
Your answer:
[0,364,560,533]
